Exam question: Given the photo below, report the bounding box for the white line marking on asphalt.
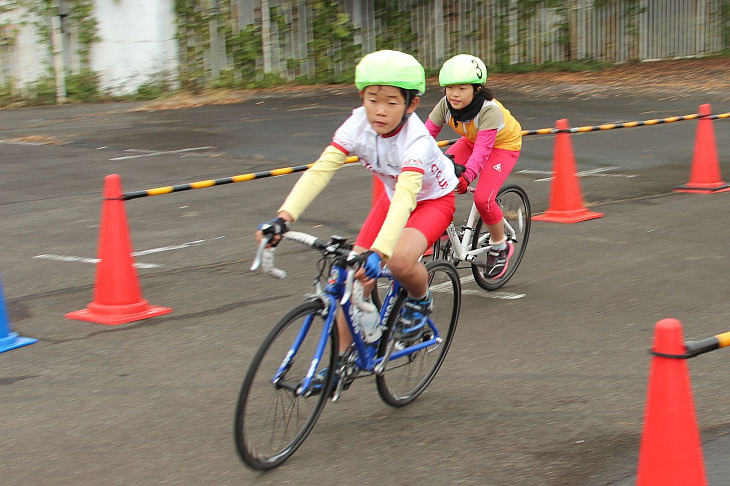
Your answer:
[287,105,319,111]
[516,167,637,182]
[132,239,208,256]
[461,288,525,299]
[110,146,215,160]
[33,237,225,268]
[457,275,526,299]
[34,254,160,269]
[385,274,525,300]
[428,280,458,292]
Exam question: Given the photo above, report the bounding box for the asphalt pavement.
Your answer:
[2,81,730,485]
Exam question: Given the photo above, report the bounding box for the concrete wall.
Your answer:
[0,0,178,97]
[0,9,52,95]
[91,0,178,95]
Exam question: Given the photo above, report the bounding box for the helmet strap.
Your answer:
[382,91,415,137]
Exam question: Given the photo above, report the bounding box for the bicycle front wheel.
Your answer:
[376,259,461,407]
[472,184,531,291]
[234,301,338,470]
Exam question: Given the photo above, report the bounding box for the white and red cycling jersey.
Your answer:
[279,106,458,258]
[332,107,457,201]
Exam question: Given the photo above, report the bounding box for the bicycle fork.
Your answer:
[372,278,400,375]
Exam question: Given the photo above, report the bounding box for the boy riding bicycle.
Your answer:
[255,50,458,355]
[425,54,523,279]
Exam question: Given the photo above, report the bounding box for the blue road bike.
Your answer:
[234,231,461,470]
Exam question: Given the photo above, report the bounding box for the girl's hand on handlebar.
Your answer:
[451,160,466,177]
[448,158,471,193]
[456,174,472,194]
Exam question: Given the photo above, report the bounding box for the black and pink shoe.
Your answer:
[485,242,514,279]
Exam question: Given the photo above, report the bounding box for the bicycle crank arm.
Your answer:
[373,341,397,375]
[468,257,486,268]
[331,379,346,402]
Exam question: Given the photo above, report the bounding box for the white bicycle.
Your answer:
[431,175,531,291]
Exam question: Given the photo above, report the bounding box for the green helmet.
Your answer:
[355,50,426,95]
[439,54,487,86]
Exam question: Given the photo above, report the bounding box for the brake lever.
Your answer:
[340,251,362,305]
[341,268,356,305]
[251,236,287,279]
[250,237,270,271]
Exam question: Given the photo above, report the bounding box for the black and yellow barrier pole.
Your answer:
[123,162,335,200]
[521,111,730,136]
[684,331,730,357]
[651,329,730,360]
[122,139,460,200]
[121,109,730,201]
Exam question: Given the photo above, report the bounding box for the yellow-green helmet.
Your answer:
[355,50,426,95]
[439,54,487,86]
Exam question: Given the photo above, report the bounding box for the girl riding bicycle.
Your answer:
[425,54,523,279]
[255,50,458,354]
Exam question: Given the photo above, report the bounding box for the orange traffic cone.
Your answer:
[674,104,730,193]
[636,318,707,486]
[66,174,171,325]
[533,119,603,223]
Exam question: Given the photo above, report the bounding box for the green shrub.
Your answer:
[132,78,174,100]
[65,70,101,102]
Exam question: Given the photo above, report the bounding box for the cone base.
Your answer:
[533,209,604,223]
[0,332,38,353]
[673,183,730,194]
[66,304,171,325]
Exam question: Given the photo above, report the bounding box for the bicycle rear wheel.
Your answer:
[376,260,461,407]
[429,232,453,262]
[471,184,531,291]
[234,301,338,470]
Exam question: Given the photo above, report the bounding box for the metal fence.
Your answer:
[1,0,728,94]
[227,0,727,82]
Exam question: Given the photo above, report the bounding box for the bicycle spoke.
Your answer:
[234,301,336,470]
[376,260,460,407]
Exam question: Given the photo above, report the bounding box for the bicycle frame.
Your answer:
[274,262,443,397]
[443,196,519,266]
[238,232,462,470]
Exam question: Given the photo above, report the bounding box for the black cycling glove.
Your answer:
[257,217,290,245]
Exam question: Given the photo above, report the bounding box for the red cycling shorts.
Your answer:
[356,191,456,250]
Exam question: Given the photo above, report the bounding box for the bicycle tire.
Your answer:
[234,300,338,470]
[471,185,531,291]
[371,282,383,310]
[376,259,461,407]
